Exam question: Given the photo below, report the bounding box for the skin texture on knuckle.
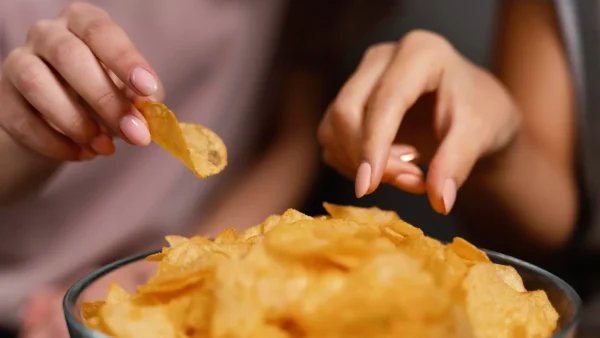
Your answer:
[47,37,87,69]
[401,29,453,51]
[60,2,110,21]
[362,42,396,61]
[12,59,45,97]
[78,16,114,46]
[2,48,22,74]
[328,100,359,134]
[399,30,457,68]
[94,90,122,112]
[63,113,97,145]
[25,20,53,44]
[93,89,130,128]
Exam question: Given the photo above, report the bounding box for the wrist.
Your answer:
[0,128,61,205]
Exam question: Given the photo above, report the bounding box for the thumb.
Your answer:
[426,123,485,215]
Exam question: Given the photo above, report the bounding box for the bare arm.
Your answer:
[195,69,322,237]
[457,0,578,254]
[0,22,61,204]
[0,127,61,205]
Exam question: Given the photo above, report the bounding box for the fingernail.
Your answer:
[130,67,158,96]
[390,147,418,163]
[132,107,148,127]
[90,133,115,156]
[393,173,425,193]
[119,115,151,146]
[442,178,457,215]
[78,146,96,161]
[355,162,371,198]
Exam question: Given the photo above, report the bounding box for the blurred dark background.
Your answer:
[305,0,498,242]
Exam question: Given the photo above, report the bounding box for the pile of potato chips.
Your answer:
[82,203,558,338]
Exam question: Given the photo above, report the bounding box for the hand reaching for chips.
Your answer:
[83,204,558,338]
[135,101,227,179]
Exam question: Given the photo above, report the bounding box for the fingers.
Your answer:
[323,43,396,166]
[381,156,425,194]
[323,143,424,197]
[426,118,485,214]
[319,43,397,196]
[1,2,157,160]
[61,2,162,99]
[361,31,452,195]
[0,79,88,161]
[6,1,160,155]
[28,20,131,148]
[3,48,99,146]
[63,3,156,145]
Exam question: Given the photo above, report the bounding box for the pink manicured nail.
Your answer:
[119,115,151,146]
[355,162,371,198]
[90,133,115,155]
[130,67,158,96]
[442,178,457,214]
[390,146,418,163]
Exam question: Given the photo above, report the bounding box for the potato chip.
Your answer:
[135,101,227,179]
[82,301,105,321]
[463,263,558,338]
[495,264,527,292]
[84,205,558,338]
[322,202,398,223]
[101,299,178,338]
[447,237,491,265]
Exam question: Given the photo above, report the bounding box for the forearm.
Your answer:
[458,131,577,254]
[0,58,60,204]
[0,127,60,205]
[456,0,578,254]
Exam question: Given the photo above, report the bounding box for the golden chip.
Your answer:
[135,101,227,179]
[447,237,491,265]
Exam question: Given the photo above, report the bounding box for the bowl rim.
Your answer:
[63,249,159,336]
[63,247,582,337]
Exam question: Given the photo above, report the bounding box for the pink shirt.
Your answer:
[0,0,286,328]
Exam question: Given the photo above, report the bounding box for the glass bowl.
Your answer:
[63,248,582,338]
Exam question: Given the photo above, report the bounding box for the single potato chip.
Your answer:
[495,264,527,292]
[135,101,227,179]
[447,237,491,265]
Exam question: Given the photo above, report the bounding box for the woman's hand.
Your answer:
[0,2,164,162]
[318,30,520,214]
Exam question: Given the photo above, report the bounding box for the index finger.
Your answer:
[362,32,448,193]
[62,3,162,98]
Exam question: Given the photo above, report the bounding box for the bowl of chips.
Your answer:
[63,204,582,338]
